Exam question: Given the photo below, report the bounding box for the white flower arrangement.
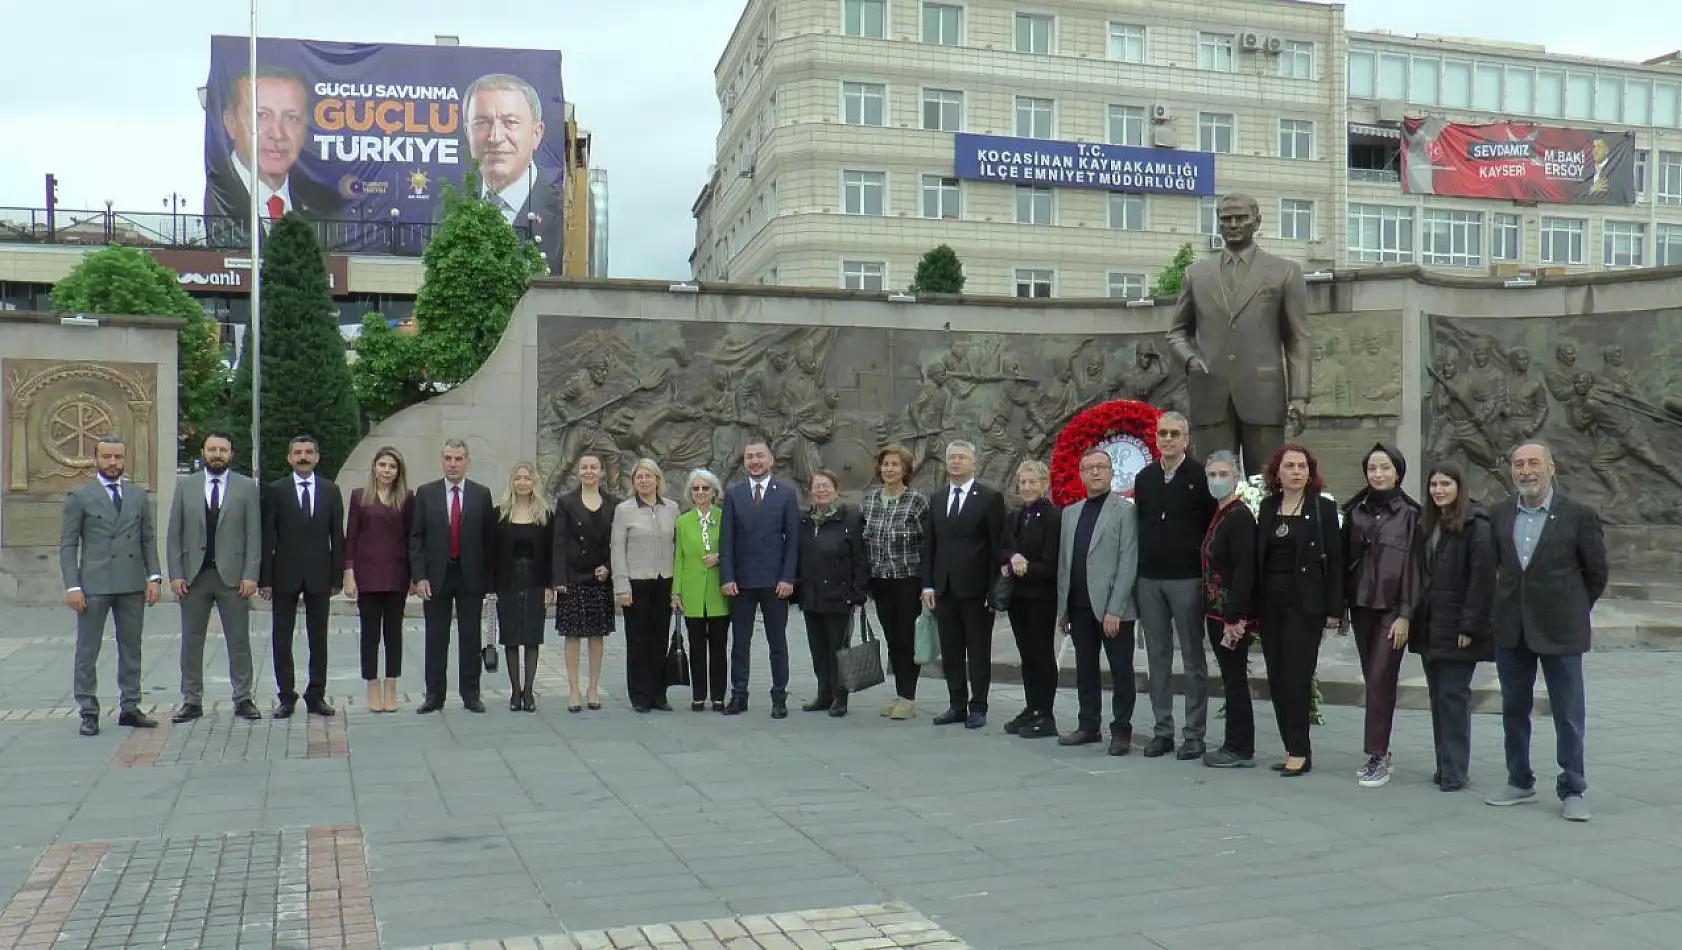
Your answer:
[1236,474,1342,525]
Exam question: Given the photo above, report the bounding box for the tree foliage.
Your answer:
[228,213,360,480]
[1150,242,1198,298]
[910,244,966,294]
[52,245,228,463]
[350,174,545,425]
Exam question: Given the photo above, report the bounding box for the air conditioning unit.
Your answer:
[1239,31,1262,50]
[1375,100,1406,123]
[1152,103,1173,122]
[1208,234,1226,250]
[1264,36,1283,53]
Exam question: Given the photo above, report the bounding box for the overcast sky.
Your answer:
[0,0,1667,280]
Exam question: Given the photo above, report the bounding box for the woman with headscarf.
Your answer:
[1341,443,1422,789]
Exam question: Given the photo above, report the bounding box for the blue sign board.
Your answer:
[952,133,1215,197]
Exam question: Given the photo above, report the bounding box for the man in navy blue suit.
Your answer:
[720,439,801,719]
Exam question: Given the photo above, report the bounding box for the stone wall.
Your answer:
[1,311,183,604]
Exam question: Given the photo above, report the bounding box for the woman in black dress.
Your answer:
[999,460,1061,739]
[1253,444,1344,778]
[552,453,620,712]
[795,469,870,717]
[490,462,554,712]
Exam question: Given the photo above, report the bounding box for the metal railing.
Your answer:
[0,206,446,256]
[1348,168,1401,183]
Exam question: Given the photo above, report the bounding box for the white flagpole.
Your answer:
[247,0,264,483]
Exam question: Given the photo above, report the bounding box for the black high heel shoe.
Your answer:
[522,690,536,712]
[508,693,522,712]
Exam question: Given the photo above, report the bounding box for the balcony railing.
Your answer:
[0,206,447,256]
[1348,168,1401,184]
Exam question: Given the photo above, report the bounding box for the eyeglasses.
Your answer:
[1157,429,1184,439]
[690,486,712,493]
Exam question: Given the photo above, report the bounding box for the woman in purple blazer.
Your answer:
[344,446,414,713]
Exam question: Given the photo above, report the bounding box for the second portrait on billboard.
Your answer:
[202,35,566,273]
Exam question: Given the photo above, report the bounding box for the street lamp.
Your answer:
[247,0,264,483]
[163,193,186,245]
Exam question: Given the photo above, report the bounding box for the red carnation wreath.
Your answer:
[1049,399,1165,505]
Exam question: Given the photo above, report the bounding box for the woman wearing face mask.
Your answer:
[796,470,870,717]
[1198,451,1259,769]
[1254,444,1344,777]
[1340,443,1422,789]
[1409,462,1495,792]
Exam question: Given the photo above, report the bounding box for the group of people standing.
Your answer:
[61,424,1605,821]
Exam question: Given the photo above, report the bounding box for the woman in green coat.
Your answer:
[671,468,732,711]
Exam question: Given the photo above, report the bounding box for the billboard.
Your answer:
[1400,118,1637,205]
[203,36,566,272]
[953,133,1215,197]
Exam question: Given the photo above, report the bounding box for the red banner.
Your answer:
[1400,118,1637,205]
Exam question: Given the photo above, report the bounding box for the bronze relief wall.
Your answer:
[535,318,1186,498]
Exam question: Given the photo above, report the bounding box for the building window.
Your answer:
[1107,272,1146,300]
[1014,13,1053,54]
[1659,224,1682,266]
[921,2,961,46]
[1604,221,1646,268]
[1015,96,1054,138]
[922,88,963,132]
[1198,113,1234,154]
[841,170,886,216]
[1199,196,1218,236]
[1506,67,1535,115]
[841,260,886,291]
[1473,63,1503,111]
[1279,199,1314,240]
[1015,185,1053,225]
[1442,61,1473,109]
[843,0,885,38]
[1278,119,1314,160]
[1197,32,1234,73]
[1015,268,1054,298]
[1107,192,1145,231]
[1535,70,1564,117]
[1421,209,1484,268]
[1629,82,1653,127]
[1348,51,1375,98]
[1277,40,1313,80]
[1410,57,1439,105]
[1540,216,1585,265]
[1106,104,1145,147]
[920,174,960,219]
[1491,213,1522,261]
[841,82,886,126]
[1659,151,1682,205]
[1595,77,1621,123]
[1348,204,1415,264]
[1107,23,1145,64]
[1636,149,1649,196]
[1565,73,1592,119]
[1377,53,1408,100]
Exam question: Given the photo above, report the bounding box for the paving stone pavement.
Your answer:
[1,602,1681,949]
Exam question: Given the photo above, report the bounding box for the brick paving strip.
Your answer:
[401,902,972,950]
[0,842,107,950]
[108,720,172,769]
[308,825,380,950]
[307,712,350,758]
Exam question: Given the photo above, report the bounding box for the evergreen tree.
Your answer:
[910,244,966,294]
[1150,242,1198,298]
[53,245,228,463]
[229,213,360,480]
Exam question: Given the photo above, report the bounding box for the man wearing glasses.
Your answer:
[1131,412,1218,761]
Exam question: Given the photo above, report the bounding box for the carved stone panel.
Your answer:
[1426,311,1682,523]
[535,319,1186,498]
[1299,311,1404,503]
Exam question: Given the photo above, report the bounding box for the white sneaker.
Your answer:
[1357,755,1392,788]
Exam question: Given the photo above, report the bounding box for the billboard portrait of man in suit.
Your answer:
[1165,193,1312,472]
[458,72,564,273]
[205,65,344,231]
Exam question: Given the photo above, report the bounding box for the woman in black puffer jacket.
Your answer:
[1409,461,1496,793]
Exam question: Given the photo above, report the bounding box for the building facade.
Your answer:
[694,0,1682,294]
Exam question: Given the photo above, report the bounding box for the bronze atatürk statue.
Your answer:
[1164,193,1311,470]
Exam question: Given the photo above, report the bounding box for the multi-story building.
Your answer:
[694,0,1682,293]
[1345,32,1682,273]
[693,0,1349,297]
[588,168,610,276]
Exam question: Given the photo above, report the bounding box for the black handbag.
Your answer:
[665,612,690,687]
[988,572,1014,613]
[836,607,886,693]
[482,607,500,672]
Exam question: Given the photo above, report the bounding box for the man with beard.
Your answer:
[166,432,263,723]
[719,440,801,718]
[60,436,162,737]
[260,435,345,719]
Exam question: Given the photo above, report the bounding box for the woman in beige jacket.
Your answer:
[611,458,680,713]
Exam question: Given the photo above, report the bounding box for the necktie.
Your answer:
[108,483,123,513]
[949,486,962,517]
[266,194,285,221]
[299,480,312,516]
[1221,254,1241,297]
[209,477,221,510]
[753,483,763,506]
[449,485,463,559]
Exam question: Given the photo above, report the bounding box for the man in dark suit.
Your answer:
[1485,441,1607,822]
[260,434,345,718]
[921,440,1006,729]
[60,436,162,737]
[204,66,344,243]
[409,438,497,714]
[719,439,800,718]
[1165,193,1312,472]
[165,431,263,723]
[455,73,564,273]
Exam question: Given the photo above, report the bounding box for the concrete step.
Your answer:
[1603,570,1682,604]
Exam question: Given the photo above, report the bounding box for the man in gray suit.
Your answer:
[1055,449,1140,756]
[1165,193,1313,472]
[60,436,162,737]
[166,431,263,724]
